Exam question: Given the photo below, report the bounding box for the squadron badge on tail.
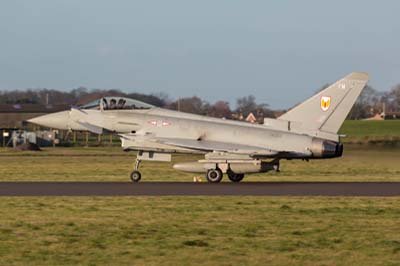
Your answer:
[320,96,331,112]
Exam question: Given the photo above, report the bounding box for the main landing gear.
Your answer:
[205,168,245,183]
[130,158,142,182]
[206,169,223,183]
[227,170,244,183]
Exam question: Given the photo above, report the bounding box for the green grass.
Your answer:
[0,197,399,266]
[339,120,400,144]
[0,136,399,265]
[0,145,399,182]
[340,120,400,137]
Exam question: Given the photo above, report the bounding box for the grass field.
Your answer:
[0,145,399,182]
[1,121,399,265]
[0,197,399,266]
[339,120,400,144]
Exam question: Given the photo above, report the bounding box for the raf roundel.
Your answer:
[320,96,331,112]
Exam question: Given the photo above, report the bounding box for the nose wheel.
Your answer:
[130,158,142,183]
[130,171,141,182]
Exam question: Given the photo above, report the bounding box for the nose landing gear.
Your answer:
[130,158,142,182]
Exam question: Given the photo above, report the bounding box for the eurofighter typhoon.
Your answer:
[29,72,369,182]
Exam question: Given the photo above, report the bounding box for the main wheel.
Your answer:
[227,172,244,183]
[130,171,142,182]
[206,169,223,183]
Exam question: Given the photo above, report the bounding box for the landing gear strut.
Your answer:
[130,158,142,182]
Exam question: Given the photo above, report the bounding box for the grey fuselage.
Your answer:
[83,107,341,159]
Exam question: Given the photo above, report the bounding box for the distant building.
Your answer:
[384,112,400,120]
[245,113,257,123]
[364,111,400,120]
[0,104,69,146]
[364,113,384,121]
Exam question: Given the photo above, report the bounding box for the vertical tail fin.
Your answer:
[278,72,369,133]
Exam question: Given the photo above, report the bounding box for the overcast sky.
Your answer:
[0,1,399,108]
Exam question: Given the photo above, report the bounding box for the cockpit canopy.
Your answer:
[80,97,154,110]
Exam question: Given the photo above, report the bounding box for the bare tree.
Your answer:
[208,101,231,118]
[388,84,400,112]
[347,85,382,119]
[167,96,209,115]
[236,95,257,117]
[235,95,274,120]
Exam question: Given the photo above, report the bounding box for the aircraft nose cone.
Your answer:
[28,111,70,130]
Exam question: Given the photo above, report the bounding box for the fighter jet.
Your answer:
[29,72,369,182]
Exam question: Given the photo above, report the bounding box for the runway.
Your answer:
[0,182,400,196]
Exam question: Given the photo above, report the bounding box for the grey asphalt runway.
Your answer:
[0,182,400,196]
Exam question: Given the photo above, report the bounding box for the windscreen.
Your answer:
[81,97,154,110]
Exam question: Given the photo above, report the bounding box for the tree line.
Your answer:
[347,85,400,119]
[0,84,399,121]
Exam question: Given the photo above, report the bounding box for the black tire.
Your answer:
[227,172,244,183]
[130,171,141,182]
[206,169,223,183]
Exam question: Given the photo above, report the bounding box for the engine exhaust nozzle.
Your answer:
[311,138,343,158]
